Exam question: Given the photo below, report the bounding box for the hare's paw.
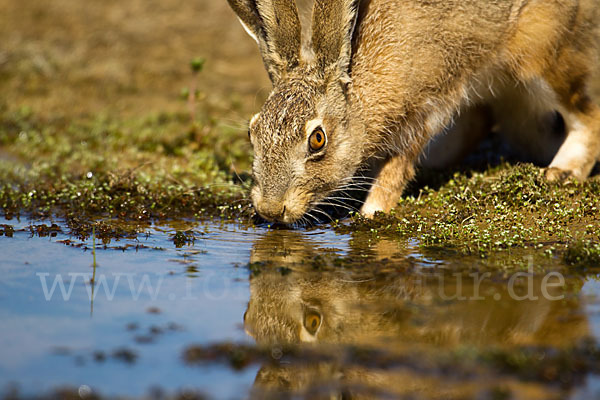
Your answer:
[360,201,383,219]
[543,167,574,182]
[361,192,398,218]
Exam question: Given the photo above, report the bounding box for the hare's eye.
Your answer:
[308,127,326,152]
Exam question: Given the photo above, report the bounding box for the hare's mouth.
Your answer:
[253,194,313,226]
[253,187,361,226]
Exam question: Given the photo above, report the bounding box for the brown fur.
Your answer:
[228,0,600,223]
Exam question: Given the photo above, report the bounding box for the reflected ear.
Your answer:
[227,0,302,84]
[311,0,360,75]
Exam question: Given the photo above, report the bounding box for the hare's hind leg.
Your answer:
[543,65,600,181]
[545,101,600,181]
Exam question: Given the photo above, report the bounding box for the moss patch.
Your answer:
[339,163,600,257]
[564,240,600,271]
[0,104,253,222]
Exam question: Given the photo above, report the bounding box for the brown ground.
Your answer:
[1,0,599,121]
[0,0,269,120]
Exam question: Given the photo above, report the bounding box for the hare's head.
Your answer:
[228,0,365,224]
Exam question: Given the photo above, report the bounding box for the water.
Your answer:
[1,215,600,399]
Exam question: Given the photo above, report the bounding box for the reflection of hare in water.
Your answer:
[245,230,590,398]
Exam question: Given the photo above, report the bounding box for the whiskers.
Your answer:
[250,174,384,229]
[306,174,382,225]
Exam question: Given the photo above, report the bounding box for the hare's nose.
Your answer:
[256,199,286,222]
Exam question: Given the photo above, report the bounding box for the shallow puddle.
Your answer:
[1,216,600,399]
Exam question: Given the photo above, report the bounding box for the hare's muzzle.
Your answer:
[255,195,308,225]
[255,197,288,223]
[252,184,310,225]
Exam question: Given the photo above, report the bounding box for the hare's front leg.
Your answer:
[360,105,490,217]
[360,154,415,217]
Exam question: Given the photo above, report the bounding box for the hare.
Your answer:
[227,0,600,224]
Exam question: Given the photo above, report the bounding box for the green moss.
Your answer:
[340,163,600,258]
[0,104,253,222]
[564,240,600,270]
[172,230,196,248]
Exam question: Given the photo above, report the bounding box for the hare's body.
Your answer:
[354,0,600,214]
[228,0,600,223]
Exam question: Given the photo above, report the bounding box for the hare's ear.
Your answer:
[228,0,302,83]
[311,0,359,76]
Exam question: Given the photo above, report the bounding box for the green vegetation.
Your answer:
[341,164,600,258]
[564,239,600,270]
[0,104,252,221]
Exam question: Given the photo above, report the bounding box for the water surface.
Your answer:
[1,216,600,399]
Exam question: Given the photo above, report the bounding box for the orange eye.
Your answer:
[303,311,321,335]
[308,127,326,152]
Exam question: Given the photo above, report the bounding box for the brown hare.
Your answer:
[227,0,600,224]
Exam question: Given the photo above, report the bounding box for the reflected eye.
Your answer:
[303,310,321,335]
[308,127,326,152]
